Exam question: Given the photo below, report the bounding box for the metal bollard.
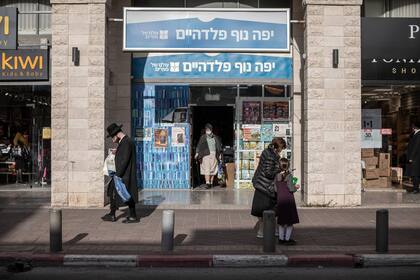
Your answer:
[50,208,62,252]
[376,209,389,253]
[263,210,276,253]
[161,210,175,252]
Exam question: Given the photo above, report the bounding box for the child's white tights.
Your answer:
[278,225,293,241]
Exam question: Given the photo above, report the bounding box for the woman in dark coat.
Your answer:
[251,137,286,238]
[276,158,300,245]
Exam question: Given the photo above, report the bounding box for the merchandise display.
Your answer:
[237,98,292,189]
[132,84,190,189]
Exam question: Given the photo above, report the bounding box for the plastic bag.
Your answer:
[217,162,226,186]
[113,175,131,202]
[103,151,116,176]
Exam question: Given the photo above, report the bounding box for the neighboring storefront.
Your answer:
[361,15,420,190]
[0,4,51,187]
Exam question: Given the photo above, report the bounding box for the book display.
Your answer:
[236,97,292,189]
[132,84,190,189]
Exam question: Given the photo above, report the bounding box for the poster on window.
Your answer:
[263,101,289,121]
[273,123,290,137]
[261,124,273,142]
[361,109,382,148]
[154,128,168,148]
[242,101,261,124]
[171,127,186,147]
[242,125,261,141]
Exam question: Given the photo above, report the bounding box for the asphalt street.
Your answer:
[1,267,420,280]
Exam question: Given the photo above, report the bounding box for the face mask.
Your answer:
[206,130,212,135]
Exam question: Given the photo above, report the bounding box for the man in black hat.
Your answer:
[407,119,420,194]
[102,123,139,223]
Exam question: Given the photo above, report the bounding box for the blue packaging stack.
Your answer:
[132,84,190,189]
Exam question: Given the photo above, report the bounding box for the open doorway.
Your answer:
[191,106,234,188]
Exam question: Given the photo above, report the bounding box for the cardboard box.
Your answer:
[379,153,391,169]
[379,167,390,177]
[225,162,235,189]
[366,178,390,188]
[361,148,374,158]
[365,178,381,188]
[363,157,378,167]
[365,168,379,180]
[378,177,391,188]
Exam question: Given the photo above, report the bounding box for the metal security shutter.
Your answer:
[39,0,51,34]
[391,0,420,17]
[1,0,51,35]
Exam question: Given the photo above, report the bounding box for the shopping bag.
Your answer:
[103,152,116,176]
[217,162,226,186]
[113,175,131,202]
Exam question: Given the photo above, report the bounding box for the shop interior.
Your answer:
[361,85,420,190]
[132,84,292,190]
[0,86,51,188]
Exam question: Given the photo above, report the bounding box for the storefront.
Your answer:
[126,8,293,189]
[0,6,51,187]
[361,17,420,190]
[49,0,364,207]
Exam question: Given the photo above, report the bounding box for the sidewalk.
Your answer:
[1,187,420,210]
[1,207,420,255]
[1,187,420,267]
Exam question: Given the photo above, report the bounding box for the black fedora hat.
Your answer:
[106,123,123,138]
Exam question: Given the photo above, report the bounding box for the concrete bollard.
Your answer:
[161,210,175,252]
[50,208,62,252]
[263,210,276,253]
[376,209,389,253]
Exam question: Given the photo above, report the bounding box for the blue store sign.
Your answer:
[132,53,292,84]
[124,8,290,52]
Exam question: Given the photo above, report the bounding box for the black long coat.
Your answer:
[251,145,281,217]
[407,131,420,177]
[114,135,139,204]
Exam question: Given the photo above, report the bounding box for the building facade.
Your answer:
[2,0,417,207]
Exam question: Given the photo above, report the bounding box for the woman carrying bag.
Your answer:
[251,137,286,238]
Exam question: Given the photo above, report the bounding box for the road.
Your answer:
[1,267,420,280]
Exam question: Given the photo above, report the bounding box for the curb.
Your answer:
[0,253,419,268]
[213,255,288,267]
[138,255,213,267]
[360,254,420,267]
[287,254,356,267]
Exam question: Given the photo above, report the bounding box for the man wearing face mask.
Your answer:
[102,123,139,223]
[195,123,223,189]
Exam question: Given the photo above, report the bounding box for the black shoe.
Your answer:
[413,189,419,194]
[101,213,116,222]
[122,216,139,224]
[278,239,286,245]
[205,184,212,189]
[285,239,297,246]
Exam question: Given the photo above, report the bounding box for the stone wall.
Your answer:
[51,0,109,207]
[303,0,362,206]
[292,0,305,195]
[106,0,132,145]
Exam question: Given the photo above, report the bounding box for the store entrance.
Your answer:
[191,106,234,188]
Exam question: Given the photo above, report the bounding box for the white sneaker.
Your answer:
[256,231,263,239]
